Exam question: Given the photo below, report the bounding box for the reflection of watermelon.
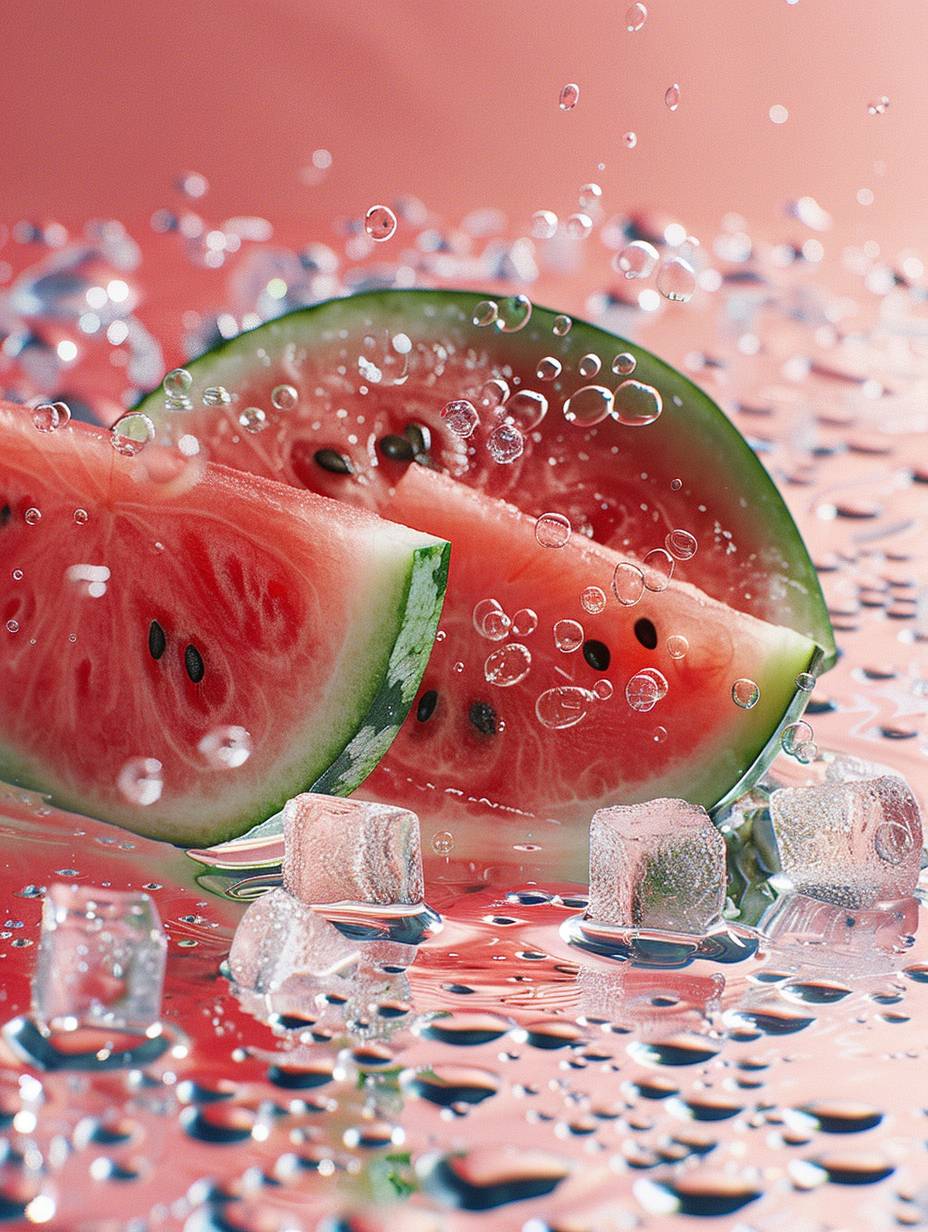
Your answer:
[0,403,448,845]
[135,289,833,835]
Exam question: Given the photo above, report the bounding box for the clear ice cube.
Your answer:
[588,799,727,935]
[282,793,425,906]
[770,775,922,908]
[228,887,359,994]
[33,884,167,1032]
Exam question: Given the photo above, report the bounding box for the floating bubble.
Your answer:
[626,668,667,712]
[559,82,580,111]
[592,678,614,701]
[612,560,645,606]
[473,599,511,641]
[163,368,193,399]
[442,399,480,438]
[511,607,538,637]
[203,386,232,407]
[563,385,614,427]
[364,204,397,242]
[198,726,253,770]
[485,642,532,687]
[535,512,572,549]
[535,686,594,729]
[110,413,155,457]
[238,406,268,434]
[615,241,659,279]
[657,256,697,303]
[664,82,681,111]
[536,356,562,382]
[477,377,509,411]
[578,353,601,377]
[612,352,637,376]
[625,2,647,31]
[531,209,559,239]
[614,380,663,426]
[581,586,607,615]
[505,390,548,431]
[32,401,70,433]
[665,529,698,560]
[473,300,498,327]
[731,678,761,709]
[666,634,689,659]
[495,294,532,333]
[552,314,572,337]
[487,422,524,464]
[554,619,584,653]
[271,384,298,411]
[117,757,163,807]
[642,548,674,591]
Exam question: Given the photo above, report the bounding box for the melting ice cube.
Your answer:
[33,884,166,1032]
[770,775,922,908]
[282,793,425,907]
[588,799,727,935]
[228,887,359,994]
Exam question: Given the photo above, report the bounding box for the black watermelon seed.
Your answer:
[634,618,658,650]
[404,422,432,456]
[148,620,166,661]
[379,434,415,463]
[184,644,205,684]
[583,639,611,671]
[468,700,497,736]
[416,689,438,722]
[313,449,354,476]
[0,505,10,527]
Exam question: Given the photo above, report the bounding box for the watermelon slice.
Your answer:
[0,403,449,845]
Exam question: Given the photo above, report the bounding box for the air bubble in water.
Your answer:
[24,507,41,526]
[665,529,697,559]
[442,399,480,438]
[110,412,155,456]
[203,386,232,407]
[478,377,509,411]
[32,401,70,433]
[626,668,667,712]
[578,353,601,377]
[473,599,511,641]
[535,686,594,729]
[665,83,681,111]
[511,608,538,637]
[642,548,674,591]
[535,512,571,549]
[666,634,689,659]
[612,561,645,606]
[198,726,253,769]
[473,300,498,327]
[487,422,524,464]
[553,314,572,337]
[612,352,637,376]
[495,294,532,333]
[731,678,761,709]
[559,82,580,111]
[657,256,697,302]
[581,586,607,614]
[271,384,298,411]
[614,380,663,426]
[117,757,163,807]
[615,241,658,279]
[485,643,532,687]
[163,368,193,399]
[563,385,614,427]
[554,619,584,653]
[364,205,397,242]
[625,2,647,31]
[238,406,268,434]
[536,356,562,381]
[592,678,614,701]
[505,390,548,431]
[531,210,559,239]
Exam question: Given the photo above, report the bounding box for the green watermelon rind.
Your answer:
[135,287,835,669]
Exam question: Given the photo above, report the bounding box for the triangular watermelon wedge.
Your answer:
[0,403,449,845]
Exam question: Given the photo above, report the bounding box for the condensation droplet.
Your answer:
[781,720,813,756]
[666,634,689,659]
[6,619,20,635]
[511,608,538,637]
[614,380,663,427]
[559,82,580,111]
[535,686,594,729]
[477,377,509,411]
[485,642,532,687]
[615,241,658,279]
[536,356,562,382]
[868,95,890,116]
[495,294,533,333]
[670,477,683,491]
[626,668,667,712]
[238,406,268,434]
[554,619,584,653]
[553,314,572,337]
[535,512,572,549]
[612,352,637,376]
[581,586,607,615]
[110,413,155,457]
[442,399,480,438]
[163,368,193,399]
[795,672,816,691]
[875,819,913,865]
[625,2,647,31]
[73,508,89,526]
[578,353,602,378]
[642,548,674,591]
[32,401,70,433]
[487,422,524,464]
[731,678,761,709]
[203,386,232,407]
[117,757,164,807]
[563,385,614,427]
[505,390,548,431]
[473,599,511,641]
[531,210,559,239]
[566,212,593,239]
[612,560,645,606]
[24,507,42,526]
[473,300,498,327]
[198,726,253,770]
[657,256,697,303]
[364,204,397,242]
[271,384,298,411]
[664,82,681,111]
[769,103,789,125]
[592,678,614,701]
[665,529,698,560]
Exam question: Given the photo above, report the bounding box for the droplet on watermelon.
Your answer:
[0,403,449,845]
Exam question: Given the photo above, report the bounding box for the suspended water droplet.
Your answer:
[612,561,645,606]
[536,356,562,381]
[511,607,538,637]
[495,294,533,333]
[578,353,601,378]
[117,757,163,807]
[238,406,268,434]
[731,678,761,709]
[442,399,480,438]
[564,385,614,427]
[578,182,603,211]
[271,384,298,411]
[485,642,532,687]
[505,390,548,431]
[625,2,648,31]
[32,401,70,433]
[642,548,674,591]
[487,422,524,463]
[473,300,498,327]
[559,82,581,111]
[477,377,510,411]
[163,368,193,399]
[615,240,659,279]
[581,586,607,614]
[554,619,584,653]
[198,726,253,769]
[667,634,689,659]
[664,83,681,111]
[623,131,638,149]
[531,210,559,239]
[536,686,594,729]
[473,599,511,641]
[657,256,697,302]
[665,529,698,560]
[535,512,571,548]
[552,314,572,337]
[364,204,397,242]
[566,212,593,239]
[614,380,663,426]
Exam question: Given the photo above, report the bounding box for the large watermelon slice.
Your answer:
[0,402,449,845]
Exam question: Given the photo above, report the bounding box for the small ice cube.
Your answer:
[228,888,359,994]
[588,799,727,935]
[770,775,922,908]
[282,793,424,906]
[33,884,166,1033]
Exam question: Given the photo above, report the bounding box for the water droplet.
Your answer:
[670,477,683,491]
[11,569,23,581]
[364,204,397,242]
[535,512,572,549]
[769,103,789,124]
[559,82,580,111]
[566,212,593,239]
[868,95,890,116]
[625,2,648,31]
[24,507,42,526]
[623,131,638,149]
[536,686,594,729]
[6,620,20,635]
[657,256,697,302]
[642,548,674,590]
[203,385,232,407]
[505,390,548,431]
[477,377,510,411]
[665,529,697,560]
[581,586,607,614]
[271,384,298,411]
[665,82,681,111]
[473,599,511,641]
[731,678,761,709]
[495,294,533,333]
[73,508,88,526]
[163,368,193,399]
[592,678,614,701]
[473,300,498,327]
[536,356,562,381]
[795,672,816,691]
[626,668,667,712]
[614,380,663,426]
[793,740,818,764]
[553,314,572,337]
[441,399,480,438]
[615,240,659,279]
[554,619,584,653]
[198,726,252,769]
[531,210,559,239]
[110,412,155,457]
[238,406,268,434]
[578,353,602,378]
[511,608,538,637]
[612,560,645,606]
[432,831,455,855]
[578,182,603,212]
[612,352,637,376]
[485,642,532,687]
[666,633,689,659]
[117,757,163,807]
[564,385,614,427]
[487,422,524,464]
[781,720,813,756]
[32,401,70,433]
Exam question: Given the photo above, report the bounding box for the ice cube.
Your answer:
[228,887,359,994]
[282,793,424,907]
[770,775,922,908]
[33,884,166,1033]
[588,799,727,935]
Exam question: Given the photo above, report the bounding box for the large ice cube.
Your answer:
[770,775,922,908]
[228,887,359,994]
[33,884,166,1032]
[588,799,727,935]
[282,793,424,906]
